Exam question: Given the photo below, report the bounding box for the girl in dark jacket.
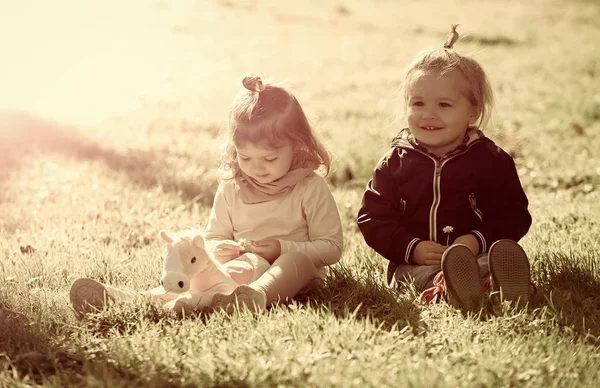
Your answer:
[357,25,533,311]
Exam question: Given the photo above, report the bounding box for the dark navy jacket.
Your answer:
[356,128,532,284]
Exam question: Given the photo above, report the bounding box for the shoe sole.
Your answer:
[488,240,530,305]
[442,244,485,311]
[69,278,110,316]
[211,285,266,314]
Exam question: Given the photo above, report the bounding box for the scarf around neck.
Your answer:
[234,163,318,204]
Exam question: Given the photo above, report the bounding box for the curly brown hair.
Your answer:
[217,74,331,181]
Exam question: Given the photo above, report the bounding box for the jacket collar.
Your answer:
[391,127,484,159]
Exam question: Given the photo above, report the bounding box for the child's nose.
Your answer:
[423,107,437,119]
[252,160,266,171]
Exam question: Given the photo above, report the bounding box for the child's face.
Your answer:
[406,69,480,157]
[235,139,294,183]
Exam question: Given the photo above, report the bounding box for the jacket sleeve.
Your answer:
[356,150,422,264]
[278,176,343,267]
[203,184,236,263]
[469,151,532,254]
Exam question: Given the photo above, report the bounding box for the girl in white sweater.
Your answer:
[206,74,343,312]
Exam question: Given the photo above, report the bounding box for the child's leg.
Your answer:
[391,263,441,292]
[211,252,320,312]
[223,253,271,284]
[252,252,321,305]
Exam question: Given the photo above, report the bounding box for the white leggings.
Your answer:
[251,252,322,306]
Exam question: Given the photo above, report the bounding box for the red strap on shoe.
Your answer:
[419,271,446,305]
[483,276,491,290]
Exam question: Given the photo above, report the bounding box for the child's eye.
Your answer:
[411,101,424,107]
[264,157,278,162]
[439,102,452,108]
[239,156,250,161]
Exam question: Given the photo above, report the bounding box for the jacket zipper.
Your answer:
[412,143,480,243]
[469,192,484,222]
[399,198,406,214]
[412,150,449,242]
[429,159,450,242]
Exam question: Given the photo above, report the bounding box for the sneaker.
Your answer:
[70,278,112,316]
[211,285,267,314]
[488,239,531,305]
[441,244,485,311]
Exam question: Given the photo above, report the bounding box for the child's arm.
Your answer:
[469,153,532,253]
[204,184,238,263]
[277,176,343,267]
[357,150,422,265]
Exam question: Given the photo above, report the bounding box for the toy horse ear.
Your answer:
[160,230,173,243]
[192,234,204,249]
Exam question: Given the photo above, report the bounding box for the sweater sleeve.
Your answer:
[357,150,422,264]
[203,184,236,263]
[469,152,532,253]
[278,176,343,267]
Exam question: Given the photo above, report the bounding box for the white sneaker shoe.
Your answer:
[70,278,111,316]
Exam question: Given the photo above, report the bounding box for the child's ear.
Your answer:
[192,234,204,249]
[160,230,173,243]
[468,105,482,125]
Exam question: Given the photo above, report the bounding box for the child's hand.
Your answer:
[250,239,281,263]
[214,240,241,262]
[453,234,479,255]
[412,241,448,266]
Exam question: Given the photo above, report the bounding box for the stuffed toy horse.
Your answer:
[150,230,269,312]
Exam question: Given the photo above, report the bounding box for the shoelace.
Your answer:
[419,271,446,305]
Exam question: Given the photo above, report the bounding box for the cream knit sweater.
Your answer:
[204,172,343,268]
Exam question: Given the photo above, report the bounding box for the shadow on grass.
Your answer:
[0,296,187,385]
[296,264,423,333]
[533,251,600,342]
[0,110,217,205]
[0,304,84,384]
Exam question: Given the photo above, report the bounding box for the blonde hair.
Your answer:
[400,25,494,129]
[217,74,331,181]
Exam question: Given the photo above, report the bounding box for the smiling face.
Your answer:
[235,139,294,183]
[406,69,480,157]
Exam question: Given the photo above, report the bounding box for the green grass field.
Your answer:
[1,0,600,386]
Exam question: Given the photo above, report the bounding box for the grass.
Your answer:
[1,0,600,386]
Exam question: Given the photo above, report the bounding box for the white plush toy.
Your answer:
[151,230,269,313]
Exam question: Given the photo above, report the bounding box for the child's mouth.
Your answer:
[421,126,443,131]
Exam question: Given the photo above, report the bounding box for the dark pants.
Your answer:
[390,254,490,292]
